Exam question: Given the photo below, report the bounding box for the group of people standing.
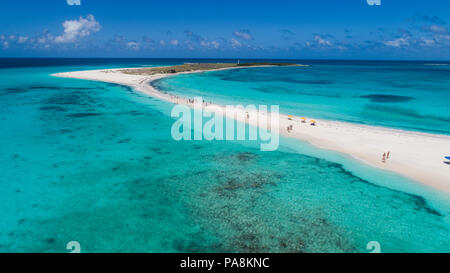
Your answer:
[170,95,211,107]
[382,151,391,163]
[287,124,294,133]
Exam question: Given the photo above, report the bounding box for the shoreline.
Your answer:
[52,67,450,194]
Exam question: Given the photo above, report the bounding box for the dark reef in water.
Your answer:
[236,152,256,162]
[364,104,450,122]
[66,113,101,118]
[0,88,28,95]
[29,85,98,91]
[118,138,131,144]
[215,173,278,194]
[291,79,333,85]
[361,104,450,134]
[195,154,357,252]
[39,106,66,112]
[325,160,443,217]
[360,94,415,103]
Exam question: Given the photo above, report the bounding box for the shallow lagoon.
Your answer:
[156,62,450,135]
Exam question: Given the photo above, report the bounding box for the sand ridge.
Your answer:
[52,67,450,193]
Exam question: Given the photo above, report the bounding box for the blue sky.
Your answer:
[1,0,450,59]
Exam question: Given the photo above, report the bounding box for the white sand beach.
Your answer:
[52,67,450,193]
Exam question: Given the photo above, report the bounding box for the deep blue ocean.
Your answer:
[0,58,449,253]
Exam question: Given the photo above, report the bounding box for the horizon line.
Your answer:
[0,57,449,62]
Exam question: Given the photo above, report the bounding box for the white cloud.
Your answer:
[231,38,242,48]
[233,30,253,40]
[159,40,165,46]
[200,40,220,49]
[434,34,450,46]
[126,41,139,50]
[184,40,195,50]
[440,34,450,41]
[29,31,54,48]
[210,40,220,49]
[170,39,179,46]
[67,0,81,6]
[314,35,332,46]
[17,36,28,43]
[2,41,9,49]
[384,37,409,47]
[54,15,101,43]
[422,24,448,35]
[420,38,436,47]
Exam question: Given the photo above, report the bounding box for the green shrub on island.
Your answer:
[121,62,306,75]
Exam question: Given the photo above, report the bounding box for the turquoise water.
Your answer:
[0,59,449,253]
[155,62,450,135]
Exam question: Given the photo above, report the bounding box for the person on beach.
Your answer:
[387,151,390,159]
[382,153,386,163]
